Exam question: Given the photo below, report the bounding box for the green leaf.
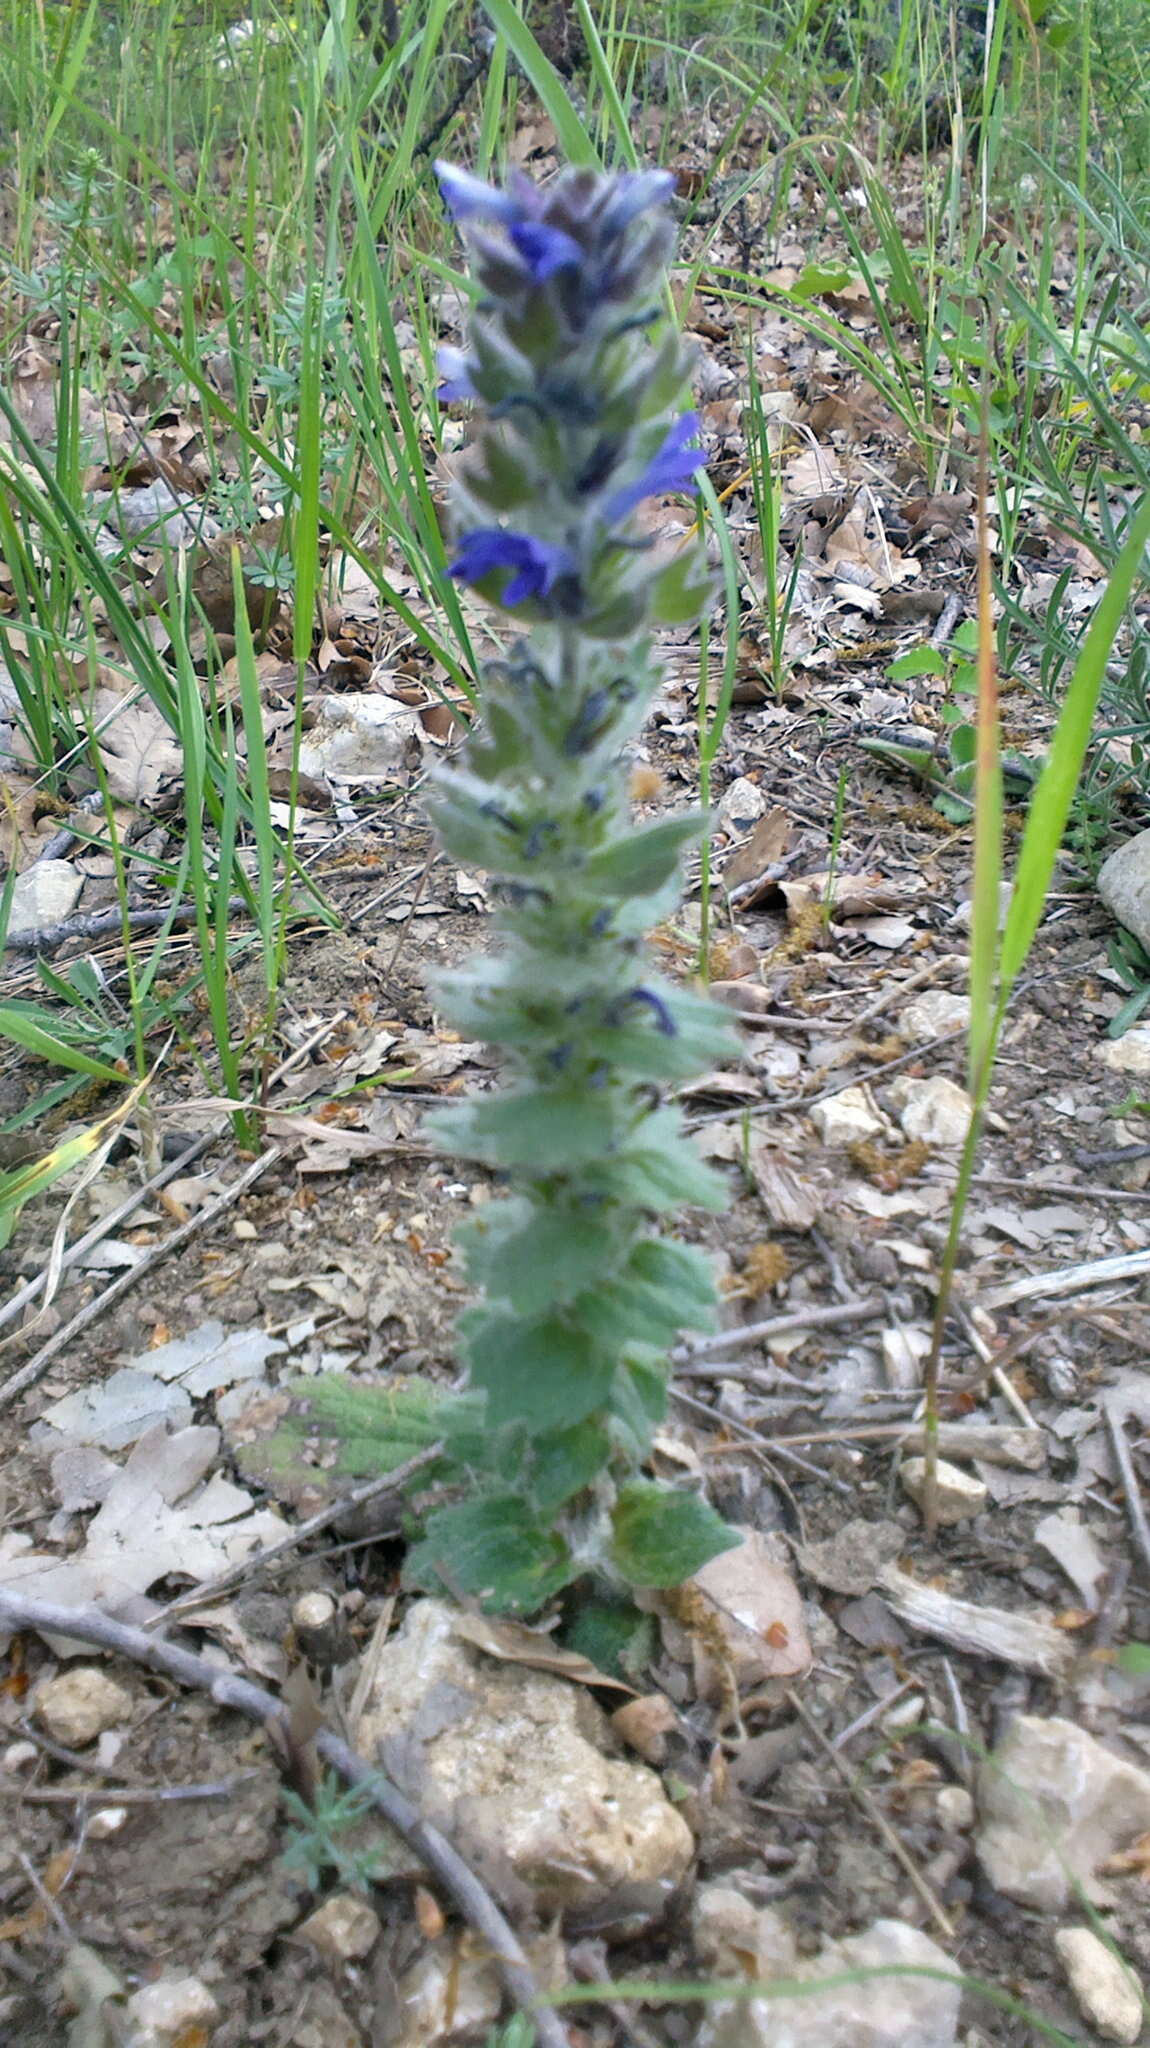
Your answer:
[405,1497,577,1612]
[458,1199,623,1314]
[888,647,947,681]
[562,1596,655,1683]
[1115,1642,1150,1674]
[647,549,714,625]
[0,1004,129,1083]
[464,1308,615,1430]
[585,813,706,898]
[610,1481,738,1587]
[426,1089,621,1171]
[791,261,857,300]
[529,1421,611,1515]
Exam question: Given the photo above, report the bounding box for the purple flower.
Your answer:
[434,162,522,225]
[449,529,575,605]
[599,169,677,234]
[437,346,476,402]
[509,220,582,281]
[605,412,704,523]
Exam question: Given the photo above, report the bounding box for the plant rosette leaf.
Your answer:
[610,1480,740,1587]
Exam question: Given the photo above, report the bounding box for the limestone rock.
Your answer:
[811,1085,885,1147]
[698,1916,962,2047]
[35,1668,132,1747]
[1054,1926,1144,2045]
[1096,1027,1150,1081]
[296,1891,380,1962]
[1099,826,1150,953]
[888,1074,972,1147]
[976,1715,1150,1909]
[125,1975,220,2043]
[353,1599,692,1930]
[900,1457,988,1525]
[298,693,421,782]
[7,860,83,941]
[392,1939,502,2047]
[719,776,767,830]
[898,991,971,1039]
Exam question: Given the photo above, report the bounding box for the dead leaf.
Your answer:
[451,1612,636,1693]
[677,1529,812,1700]
[721,807,792,896]
[748,1141,823,1231]
[89,687,182,805]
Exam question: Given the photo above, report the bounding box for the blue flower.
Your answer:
[437,346,476,402]
[434,162,522,226]
[508,220,582,281]
[449,529,575,605]
[599,169,677,234]
[605,412,704,523]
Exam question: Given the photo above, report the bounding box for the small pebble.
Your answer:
[900,1456,988,1525]
[296,1891,381,1963]
[1054,1925,1144,2044]
[936,1785,975,1833]
[125,1975,220,2041]
[35,1668,132,1748]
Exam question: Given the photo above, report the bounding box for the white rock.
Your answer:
[1054,1926,1144,2044]
[296,1891,380,1962]
[393,1940,502,2046]
[93,479,221,545]
[1099,827,1150,953]
[35,1668,132,1747]
[898,991,971,1039]
[698,1917,962,2047]
[298,693,422,782]
[719,776,767,829]
[692,1884,767,1975]
[353,1599,692,1929]
[936,1785,975,1833]
[888,1074,972,1147]
[1096,1028,1150,1081]
[6,860,83,940]
[811,1084,886,1146]
[977,1715,1150,1909]
[125,1975,220,2041]
[900,1457,988,1524]
[881,1325,930,1390]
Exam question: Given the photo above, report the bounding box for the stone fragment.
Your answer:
[936,1785,975,1833]
[1096,1027,1150,1081]
[1054,1926,1144,2044]
[976,1715,1150,1909]
[898,990,971,1039]
[7,860,83,941]
[810,1084,885,1146]
[888,1074,972,1146]
[796,1518,904,1597]
[125,1975,220,2042]
[719,776,767,829]
[900,1456,988,1524]
[882,1325,930,1390]
[392,1939,502,2047]
[697,1917,962,2047]
[709,978,774,1018]
[93,478,221,545]
[298,693,421,782]
[35,1668,132,1747]
[296,1892,380,1963]
[1099,826,1150,953]
[353,1600,692,1930]
[692,1884,768,1975]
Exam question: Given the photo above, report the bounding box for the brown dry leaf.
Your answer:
[1099,1829,1150,1878]
[260,1111,408,1174]
[451,1612,636,1693]
[0,777,54,869]
[89,687,182,805]
[721,807,792,895]
[686,1529,812,1698]
[610,1693,679,1762]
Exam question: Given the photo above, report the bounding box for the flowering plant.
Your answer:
[399,160,740,1615]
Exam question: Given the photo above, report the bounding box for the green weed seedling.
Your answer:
[1105,927,1150,1038]
[862,621,1037,821]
